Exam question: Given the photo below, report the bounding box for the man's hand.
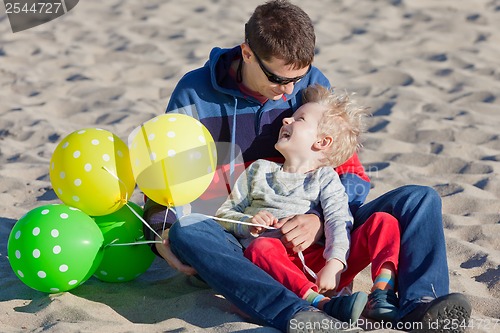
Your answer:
[275,214,323,252]
[155,231,197,276]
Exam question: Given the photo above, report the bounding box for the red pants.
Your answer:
[244,212,401,298]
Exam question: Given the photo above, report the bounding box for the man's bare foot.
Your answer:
[155,232,197,275]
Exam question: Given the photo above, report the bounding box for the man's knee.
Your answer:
[400,185,439,200]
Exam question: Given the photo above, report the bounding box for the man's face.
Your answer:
[247,50,310,101]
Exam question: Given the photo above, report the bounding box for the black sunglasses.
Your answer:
[250,46,311,85]
[244,23,311,85]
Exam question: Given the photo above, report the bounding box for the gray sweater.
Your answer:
[216,159,353,265]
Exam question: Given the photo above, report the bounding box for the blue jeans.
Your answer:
[353,185,449,320]
[168,217,311,332]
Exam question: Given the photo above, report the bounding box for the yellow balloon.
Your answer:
[128,114,217,207]
[50,128,135,216]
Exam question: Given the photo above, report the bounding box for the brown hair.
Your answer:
[302,85,369,167]
[245,0,315,69]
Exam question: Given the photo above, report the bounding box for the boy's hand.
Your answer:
[316,259,344,295]
[276,214,322,252]
[249,210,278,235]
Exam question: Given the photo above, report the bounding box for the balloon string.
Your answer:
[101,166,129,204]
[125,202,163,240]
[298,250,317,280]
[108,240,162,247]
[163,206,174,235]
[100,166,163,240]
[204,215,277,230]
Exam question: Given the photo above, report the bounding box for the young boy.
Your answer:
[216,85,401,323]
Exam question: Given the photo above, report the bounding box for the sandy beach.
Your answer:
[1,0,500,332]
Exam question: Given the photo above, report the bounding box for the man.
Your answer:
[144,1,472,332]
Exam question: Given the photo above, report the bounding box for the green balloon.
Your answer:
[92,202,155,283]
[8,204,104,293]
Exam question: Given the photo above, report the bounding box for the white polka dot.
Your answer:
[74,179,82,186]
[100,271,108,276]
[57,188,63,195]
[60,213,69,219]
[15,250,21,259]
[33,249,40,258]
[84,163,92,172]
[53,245,61,254]
[72,196,80,202]
[15,230,21,239]
[134,158,140,166]
[167,131,175,138]
[51,162,55,170]
[197,122,202,127]
[150,152,156,160]
[32,227,40,236]
[62,142,69,148]
[168,117,177,122]
[168,150,176,157]
[38,271,47,278]
[91,139,99,145]
[41,209,49,215]
[108,136,114,142]
[51,229,59,238]
[192,152,202,160]
[69,207,79,211]
[68,280,78,285]
[207,166,213,173]
[17,270,24,278]
[59,265,68,272]
[102,154,110,162]
[117,277,125,281]
[73,151,81,158]
[59,171,66,179]
[117,150,123,158]
[77,130,86,134]
[148,133,155,141]
[198,136,206,144]
[50,288,60,292]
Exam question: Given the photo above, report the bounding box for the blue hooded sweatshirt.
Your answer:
[165,46,370,214]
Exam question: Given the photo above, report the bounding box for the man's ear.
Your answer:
[313,136,333,151]
[240,43,253,63]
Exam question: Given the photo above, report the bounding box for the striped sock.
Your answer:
[372,268,396,291]
[306,292,326,307]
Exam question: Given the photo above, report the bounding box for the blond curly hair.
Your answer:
[302,84,369,167]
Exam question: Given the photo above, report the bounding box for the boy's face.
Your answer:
[275,102,325,160]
